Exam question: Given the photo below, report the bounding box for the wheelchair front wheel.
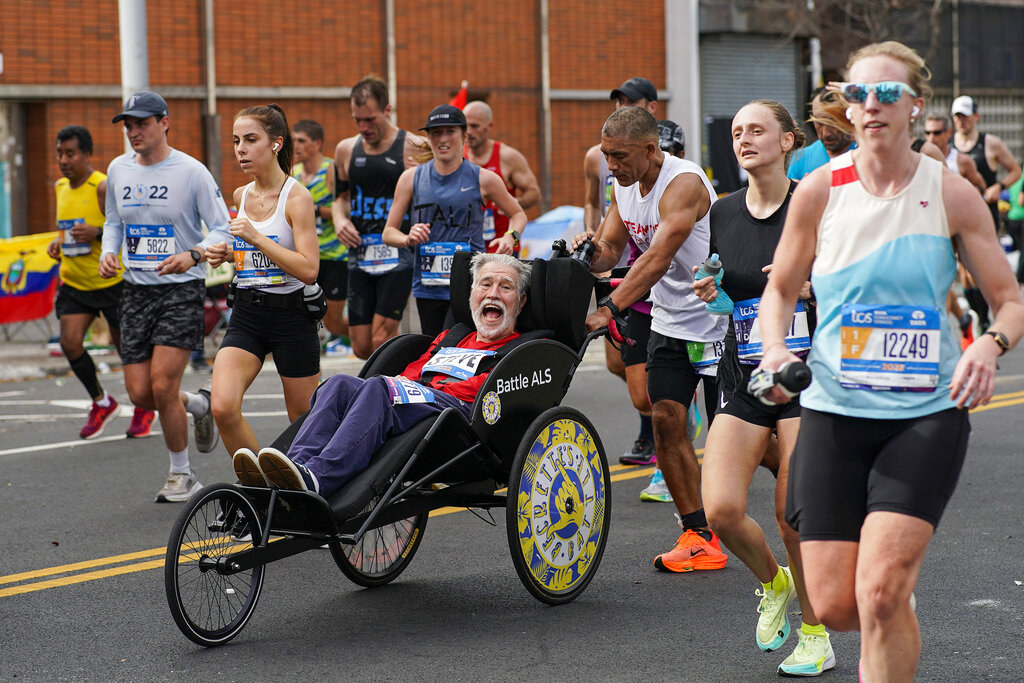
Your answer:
[507,405,611,605]
[330,497,428,588]
[165,484,265,647]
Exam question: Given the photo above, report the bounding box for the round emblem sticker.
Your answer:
[481,391,501,425]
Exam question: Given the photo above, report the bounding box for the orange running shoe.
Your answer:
[654,528,728,572]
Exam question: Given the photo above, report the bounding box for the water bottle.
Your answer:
[694,253,734,315]
[747,360,812,405]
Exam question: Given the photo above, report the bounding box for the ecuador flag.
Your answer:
[0,232,59,325]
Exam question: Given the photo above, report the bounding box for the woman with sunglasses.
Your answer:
[697,100,835,677]
[755,42,1024,681]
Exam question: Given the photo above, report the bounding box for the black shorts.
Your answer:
[317,259,348,301]
[645,330,719,419]
[348,268,412,326]
[55,281,124,328]
[221,297,320,378]
[119,280,205,365]
[415,297,454,339]
[716,348,801,427]
[620,309,652,367]
[786,407,970,541]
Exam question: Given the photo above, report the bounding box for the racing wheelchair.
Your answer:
[165,247,618,647]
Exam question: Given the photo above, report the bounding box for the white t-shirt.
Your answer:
[614,155,727,342]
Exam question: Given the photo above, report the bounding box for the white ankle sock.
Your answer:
[182,391,208,417]
[169,448,190,473]
[95,391,112,408]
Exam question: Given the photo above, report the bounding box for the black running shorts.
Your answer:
[716,347,801,427]
[619,309,652,368]
[55,281,124,328]
[317,259,349,301]
[645,330,719,420]
[119,280,204,365]
[220,298,320,378]
[347,268,412,326]
[786,407,970,541]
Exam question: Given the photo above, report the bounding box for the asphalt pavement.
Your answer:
[1,341,1023,681]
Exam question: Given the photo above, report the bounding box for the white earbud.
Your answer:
[845,108,853,121]
[272,143,279,151]
[911,105,920,117]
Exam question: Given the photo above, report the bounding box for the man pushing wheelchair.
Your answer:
[232,252,531,499]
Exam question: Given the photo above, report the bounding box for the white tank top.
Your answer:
[235,176,303,294]
[944,147,960,174]
[614,155,727,342]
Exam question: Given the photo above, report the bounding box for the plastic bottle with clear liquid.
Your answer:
[694,253,734,315]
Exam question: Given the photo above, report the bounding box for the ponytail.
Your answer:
[235,103,293,174]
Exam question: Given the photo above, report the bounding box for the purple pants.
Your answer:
[289,374,470,497]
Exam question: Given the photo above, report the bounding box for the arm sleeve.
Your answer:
[194,169,232,249]
[101,162,124,257]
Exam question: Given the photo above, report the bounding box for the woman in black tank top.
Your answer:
[696,100,833,676]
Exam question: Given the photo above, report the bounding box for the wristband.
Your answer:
[598,296,621,318]
[508,229,520,246]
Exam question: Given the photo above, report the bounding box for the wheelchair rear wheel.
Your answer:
[330,496,428,588]
[507,406,611,605]
[165,484,265,647]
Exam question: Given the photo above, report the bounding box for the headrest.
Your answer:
[543,258,593,349]
[448,251,546,334]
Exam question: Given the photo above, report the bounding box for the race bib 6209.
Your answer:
[839,303,941,392]
[233,236,285,287]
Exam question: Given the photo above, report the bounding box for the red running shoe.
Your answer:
[126,406,156,438]
[80,396,119,440]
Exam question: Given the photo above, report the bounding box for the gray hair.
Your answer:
[925,112,951,130]
[470,252,531,297]
[602,106,659,145]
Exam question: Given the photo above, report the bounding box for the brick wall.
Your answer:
[1,0,665,235]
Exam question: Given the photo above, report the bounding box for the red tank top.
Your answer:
[466,141,517,253]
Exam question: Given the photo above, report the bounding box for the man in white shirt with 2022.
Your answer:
[100,91,232,503]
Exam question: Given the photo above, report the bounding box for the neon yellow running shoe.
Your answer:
[755,566,795,651]
[778,629,836,677]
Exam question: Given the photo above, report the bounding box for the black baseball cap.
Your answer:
[610,77,658,103]
[419,104,467,131]
[657,120,685,154]
[112,91,169,123]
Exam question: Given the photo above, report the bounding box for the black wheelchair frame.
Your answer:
[165,250,617,647]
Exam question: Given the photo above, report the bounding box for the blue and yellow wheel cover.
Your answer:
[515,418,606,593]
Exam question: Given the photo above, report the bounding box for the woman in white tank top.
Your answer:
[755,42,1024,681]
[206,105,321,462]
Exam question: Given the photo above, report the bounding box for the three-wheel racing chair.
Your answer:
[165,248,616,646]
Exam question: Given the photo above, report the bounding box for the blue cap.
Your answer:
[112,91,169,123]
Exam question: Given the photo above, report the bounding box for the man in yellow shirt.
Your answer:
[47,125,155,439]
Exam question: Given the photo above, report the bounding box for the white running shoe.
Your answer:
[154,471,202,503]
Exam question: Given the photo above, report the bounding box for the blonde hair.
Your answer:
[815,42,933,138]
[844,41,933,101]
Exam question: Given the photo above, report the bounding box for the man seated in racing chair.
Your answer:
[232,252,531,498]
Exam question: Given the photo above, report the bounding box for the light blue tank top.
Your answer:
[802,152,958,419]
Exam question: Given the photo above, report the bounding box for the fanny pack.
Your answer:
[229,282,327,322]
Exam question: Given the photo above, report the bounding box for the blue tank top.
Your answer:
[411,160,484,299]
